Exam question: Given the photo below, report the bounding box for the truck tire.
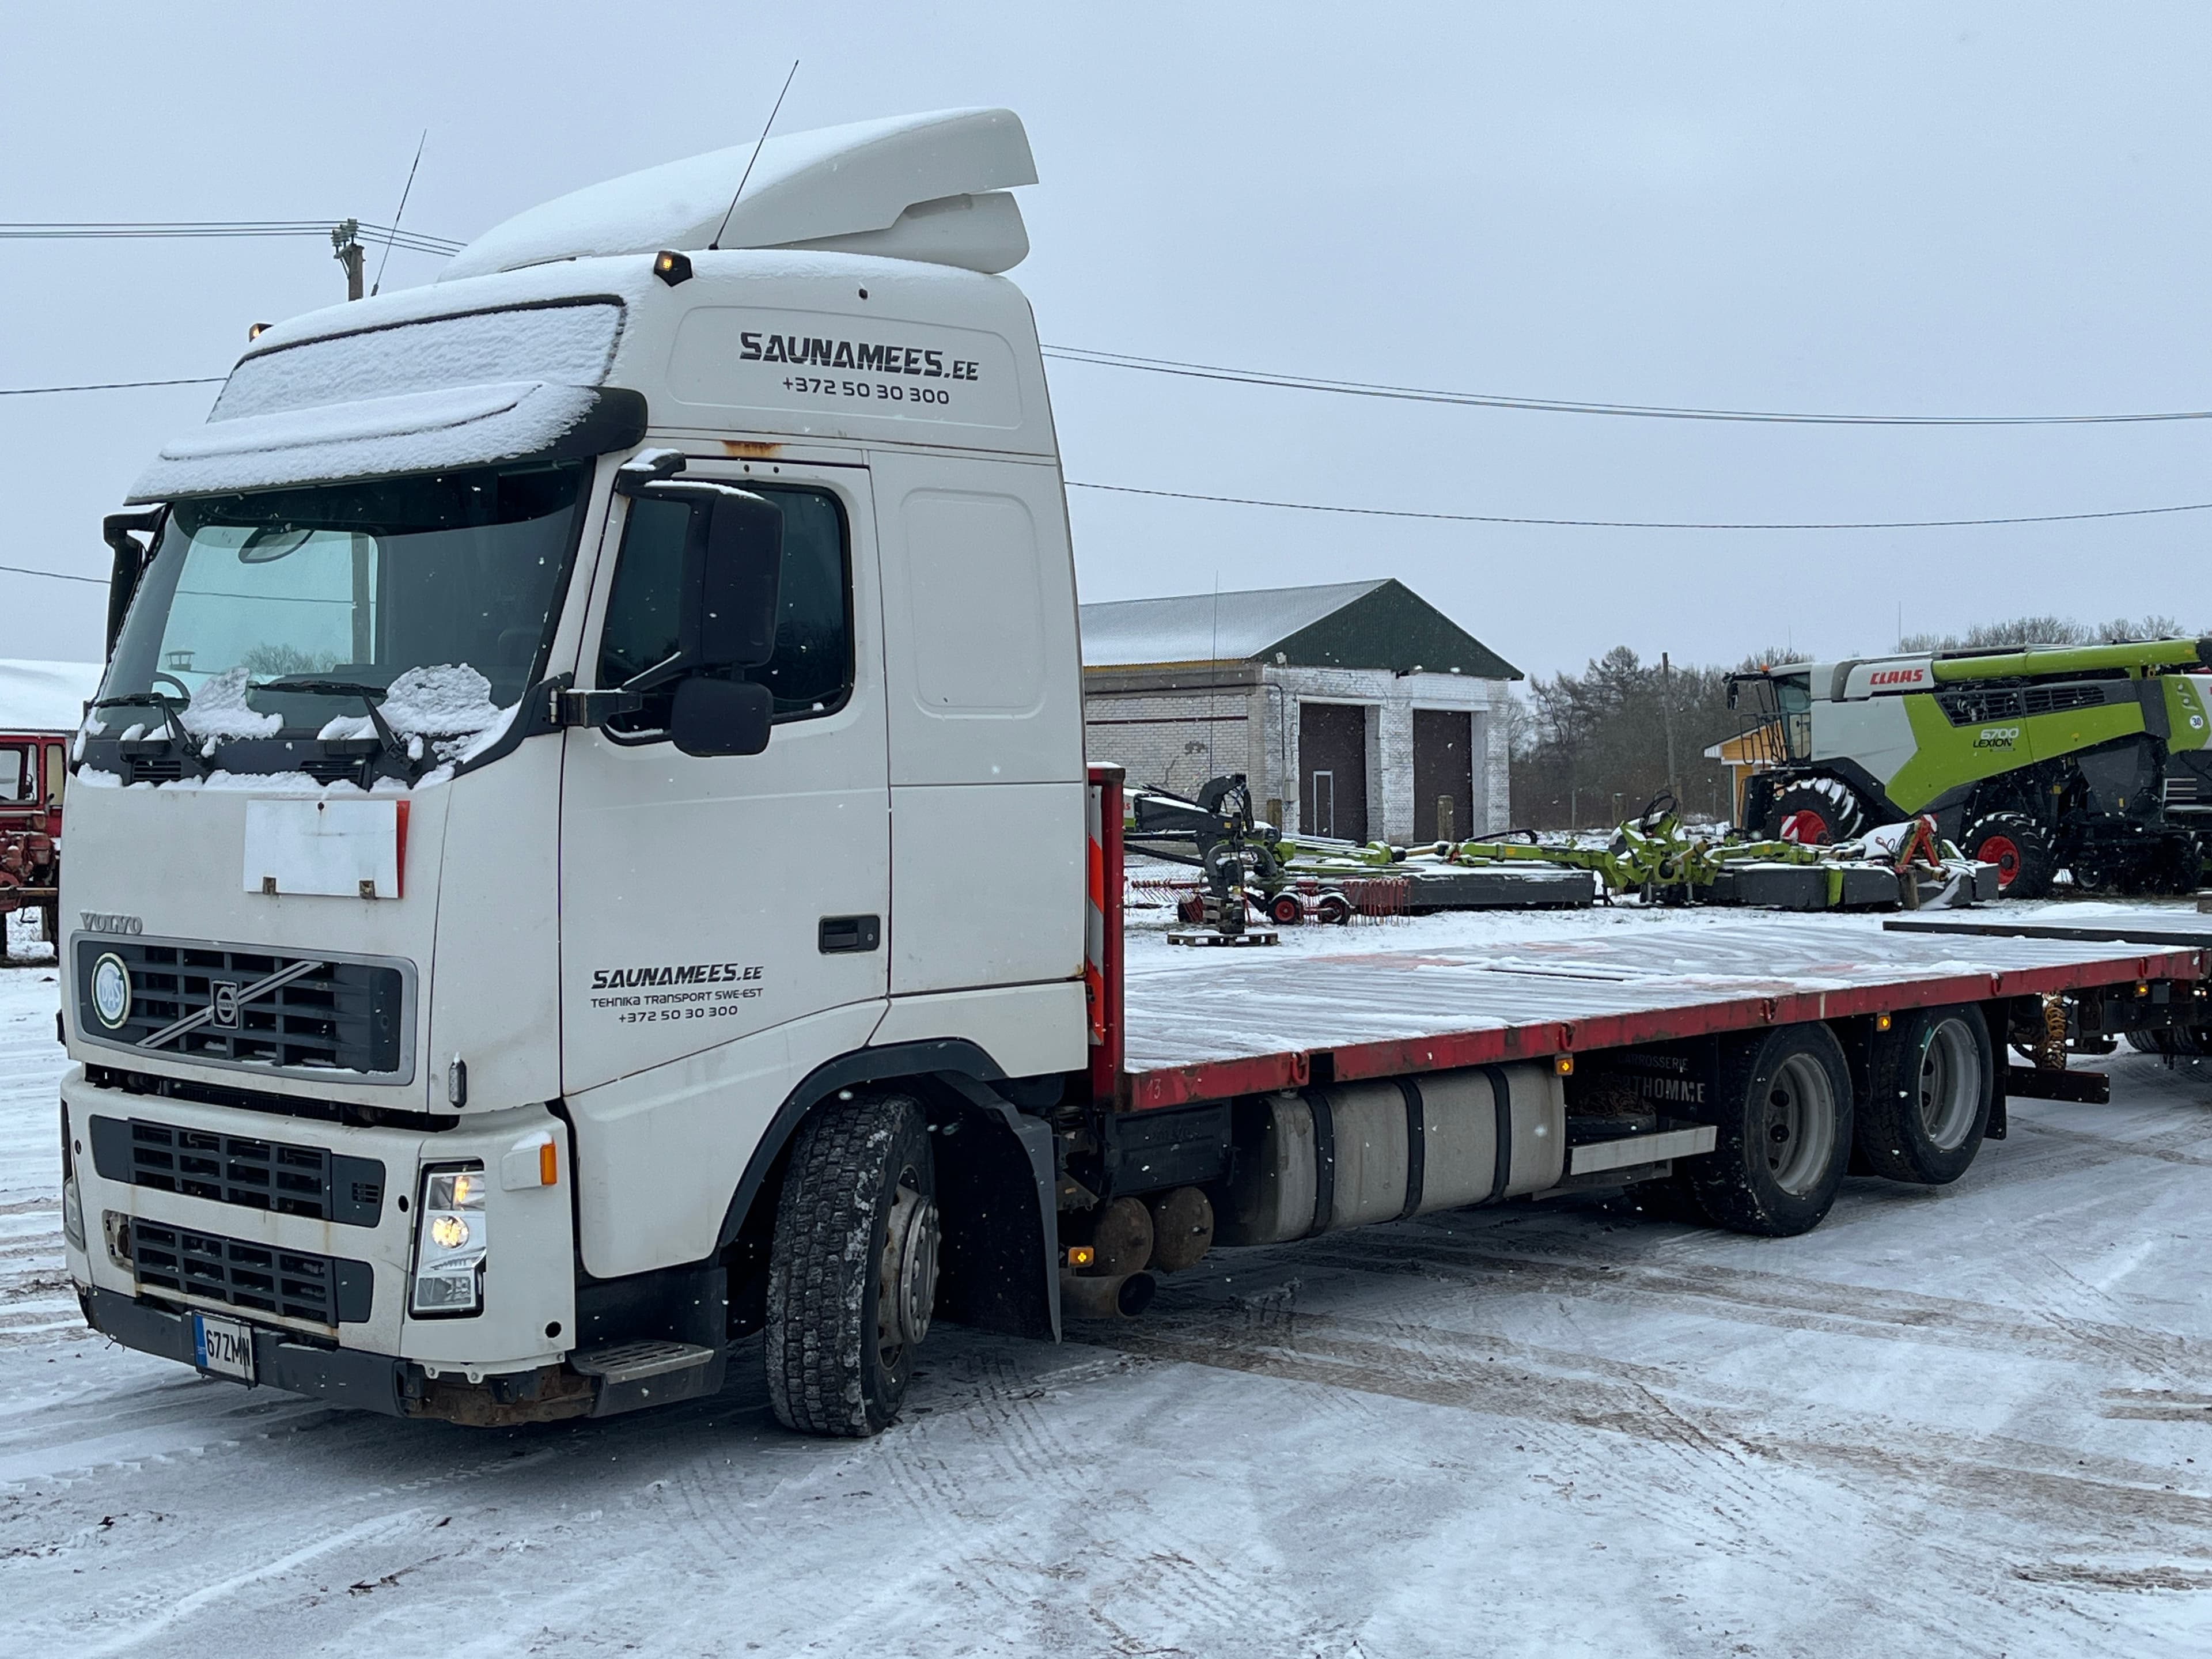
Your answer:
[765,1093,939,1438]
[1855,1005,1993,1185]
[1684,1024,1855,1236]
[1764,781,1864,844]
[1963,812,2056,899]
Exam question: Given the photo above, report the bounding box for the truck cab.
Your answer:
[60,108,1085,1435]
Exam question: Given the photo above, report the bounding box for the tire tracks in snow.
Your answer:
[1079,1299,2212,1544]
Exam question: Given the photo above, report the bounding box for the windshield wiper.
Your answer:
[267,679,417,778]
[88,691,207,774]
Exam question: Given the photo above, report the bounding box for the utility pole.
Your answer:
[1661,650,1679,807]
[332,218,365,301]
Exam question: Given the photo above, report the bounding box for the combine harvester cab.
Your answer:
[1730,639,2212,897]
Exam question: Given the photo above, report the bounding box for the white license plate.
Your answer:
[192,1312,256,1382]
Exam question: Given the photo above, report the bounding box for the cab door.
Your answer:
[558,461,888,1094]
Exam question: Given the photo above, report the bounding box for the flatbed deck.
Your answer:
[1887,905,2212,949]
[1113,917,2205,1109]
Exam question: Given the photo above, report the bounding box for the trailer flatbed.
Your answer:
[1886,905,2212,949]
[1111,918,2205,1110]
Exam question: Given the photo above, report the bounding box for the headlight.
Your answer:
[410,1162,487,1317]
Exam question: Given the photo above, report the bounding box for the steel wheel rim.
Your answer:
[877,1168,938,1368]
[1763,1053,1836,1195]
[1917,1018,1981,1151]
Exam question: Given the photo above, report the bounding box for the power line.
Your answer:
[0,376,222,396]
[1066,479,2212,531]
[1043,344,2212,428]
[0,562,104,585]
[0,221,463,255]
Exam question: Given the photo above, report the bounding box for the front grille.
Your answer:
[77,938,410,1080]
[1937,683,2111,726]
[126,1219,372,1325]
[88,1115,384,1225]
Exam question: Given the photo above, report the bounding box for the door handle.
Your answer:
[819,914,881,955]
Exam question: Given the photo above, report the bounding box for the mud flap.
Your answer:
[931,1086,1061,1342]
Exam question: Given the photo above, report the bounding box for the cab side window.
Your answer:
[597,484,853,737]
[0,747,26,803]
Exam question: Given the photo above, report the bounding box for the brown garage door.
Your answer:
[1299,702,1368,842]
[1413,709,1474,842]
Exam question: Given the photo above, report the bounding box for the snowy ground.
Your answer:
[4,901,2211,1656]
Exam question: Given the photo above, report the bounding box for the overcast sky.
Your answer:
[5,3,2210,681]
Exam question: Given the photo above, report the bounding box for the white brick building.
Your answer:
[1080,580,1520,844]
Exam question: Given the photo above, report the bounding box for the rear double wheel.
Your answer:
[1684,1023,1856,1236]
[1962,812,2056,899]
[766,1093,940,1437]
[1854,1005,1993,1185]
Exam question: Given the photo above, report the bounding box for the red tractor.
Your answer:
[0,733,65,960]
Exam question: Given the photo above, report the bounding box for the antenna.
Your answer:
[371,130,428,297]
[710,60,800,250]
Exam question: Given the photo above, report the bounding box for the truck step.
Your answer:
[570,1340,718,1385]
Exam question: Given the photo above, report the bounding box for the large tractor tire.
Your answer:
[1763,780,1865,845]
[1855,1004,1994,1185]
[1684,1023,1855,1237]
[1961,812,2056,899]
[765,1093,940,1437]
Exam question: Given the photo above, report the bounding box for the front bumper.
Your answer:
[82,1285,411,1414]
[77,1286,637,1424]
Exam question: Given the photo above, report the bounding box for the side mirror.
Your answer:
[681,491,783,669]
[671,676,772,757]
[102,507,164,661]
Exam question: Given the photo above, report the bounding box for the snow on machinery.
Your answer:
[1130,777,1995,925]
[1728,635,2212,897]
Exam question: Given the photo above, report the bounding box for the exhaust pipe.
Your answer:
[1060,1270,1156,1320]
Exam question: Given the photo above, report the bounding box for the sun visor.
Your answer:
[127,382,647,502]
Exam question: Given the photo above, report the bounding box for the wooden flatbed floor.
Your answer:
[1115,916,2205,1109]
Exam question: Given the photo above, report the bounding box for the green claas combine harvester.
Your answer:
[1728,636,2212,897]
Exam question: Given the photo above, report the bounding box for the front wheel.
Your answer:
[1855,1005,1993,1185]
[1685,1023,1855,1236]
[765,1093,939,1437]
[1764,780,1865,845]
[1963,812,2056,899]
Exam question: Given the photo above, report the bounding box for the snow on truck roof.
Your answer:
[127,110,1054,501]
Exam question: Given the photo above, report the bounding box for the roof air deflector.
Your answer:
[441,108,1038,281]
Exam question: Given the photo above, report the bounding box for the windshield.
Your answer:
[101,461,587,766]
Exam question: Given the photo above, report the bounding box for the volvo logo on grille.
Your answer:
[79,911,145,935]
[210,982,242,1028]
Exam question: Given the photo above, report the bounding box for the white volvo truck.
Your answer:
[58,108,2210,1437]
